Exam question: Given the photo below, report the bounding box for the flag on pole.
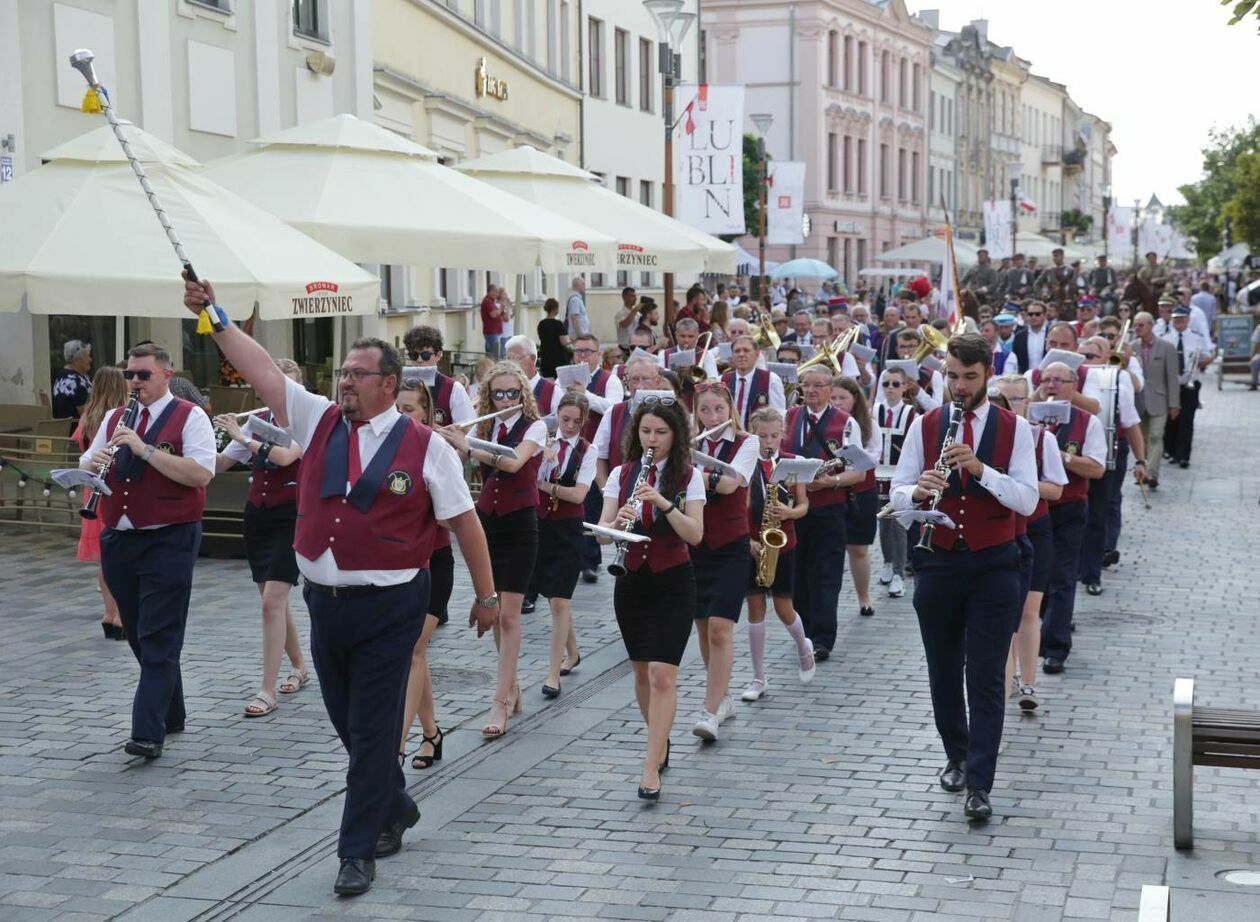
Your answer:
[939,223,961,328]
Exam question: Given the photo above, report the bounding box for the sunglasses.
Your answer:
[122,369,155,381]
[882,380,903,388]
[1080,352,1102,360]
[408,350,436,362]
[491,388,523,401]
[1026,311,1044,317]
[336,369,386,382]
[640,395,677,407]
[694,381,730,394]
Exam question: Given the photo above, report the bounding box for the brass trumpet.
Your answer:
[1107,319,1131,366]
[797,338,844,377]
[752,316,781,351]
[911,324,951,364]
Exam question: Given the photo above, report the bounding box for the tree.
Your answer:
[1223,150,1260,249]
[1167,119,1260,257]
[721,133,768,243]
[1223,0,1260,32]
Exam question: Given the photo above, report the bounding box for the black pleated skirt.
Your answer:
[614,562,696,666]
[429,544,455,618]
[478,506,538,594]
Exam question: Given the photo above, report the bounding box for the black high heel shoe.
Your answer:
[659,739,670,773]
[411,727,443,770]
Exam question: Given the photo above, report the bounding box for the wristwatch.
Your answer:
[141,444,156,462]
[475,594,500,609]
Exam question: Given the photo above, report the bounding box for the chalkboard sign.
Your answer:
[1217,314,1254,360]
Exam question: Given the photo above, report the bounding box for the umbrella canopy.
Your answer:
[203,115,617,274]
[732,242,778,276]
[875,236,980,266]
[1208,242,1250,270]
[455,146,736,277]
[771,258,838,280]
[0,124,379,319]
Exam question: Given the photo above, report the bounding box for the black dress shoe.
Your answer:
[963,788,992,821]
[939,760,966,793]
[813,646,831,662]
[374,800,421,858]
[123,739,162,759]
[637,784,660,801]
[1042,657,1065,675]
[1179,460,1190,469]
[1085,583,1103,596]
[541,683,560,699]
[559,654,581,677]
[859,606,875,618]
[166,724,185,735]
[333,857,375,895]
[581,569,599,584]
[435,609,449,626]
[521,598,536,614]
[1101,549,1120,568]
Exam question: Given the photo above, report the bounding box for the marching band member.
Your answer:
[830,375,881,619]
[393,380,453,771]
[873,367,917,598]
[571,332,625,584]
[1024,323,1102,415]
[505,335,560,416]
[402,325,476,426]
[740,407,815,702]
[594,357,663,479]
[722,334,786,427]
[184,275,497,896]
[80,342,216,759]
[596,396,706,800]
[782,365,864,662]
[1032,362,1106,675]
[213,359,309,718]
[889,333,1039,822]
[689,382,759,742]
[1161,304,1214,469]
[893,330,943,411]
[993,375,1066,712]
[532,394,597,699]
[441,362,545,739]
[660,317,719,378]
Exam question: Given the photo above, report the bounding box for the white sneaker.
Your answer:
[741,678,768,702]
[692,710,720,741]
[888,575,905,598]
[798,641,817,684]
[879,562,894,585]
[716,696,736,723]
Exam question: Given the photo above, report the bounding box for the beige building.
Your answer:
[1019,72,1067,241]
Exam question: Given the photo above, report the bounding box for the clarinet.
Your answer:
[915,400,966,552]
[607,447,655,577]
[81,396,142,521]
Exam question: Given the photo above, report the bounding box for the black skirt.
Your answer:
[429,544,455,618]
[478,506,538,595]
[614,562,696,666]
[691,537,751,621]
[242,500,299,585]
[843,488,879,546]
[1027,514,1053,594]
[531,516,584,601]
[747,546,796,598]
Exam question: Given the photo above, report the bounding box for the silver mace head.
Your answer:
[69,49,98,86]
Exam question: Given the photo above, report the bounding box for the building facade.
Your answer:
[1019,72,1067,241]
[927,51,960,230]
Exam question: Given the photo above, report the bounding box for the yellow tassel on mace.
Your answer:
[80,88,102,114]
[195,309,215,334]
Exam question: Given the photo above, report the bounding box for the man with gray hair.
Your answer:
[504,334,560,415]
[52,339,94,420]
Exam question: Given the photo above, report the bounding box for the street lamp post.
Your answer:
[1101,183,1112,264]
[1008,162,1023,262]
[1132,197,1140,272]
[644,0,695,330]
[750,112,775,314]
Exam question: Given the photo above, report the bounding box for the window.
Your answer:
[639,38,653,111]
[827,132,838,191]
[527,0,537,58]
[913,63,921,111]
[912,151,920,203]
[293,0,324,39]
[880,51,890,103]
[897,148,906,201]
[857,138,867,193]
[843,135,853,192]
[856,238,866,271]
[827,31,838,87]
[879,143,888,197]
[514,0,524,47]
[489,0,502,36]
[843,36,853,91]
[843,239,852,286]
[614,28,629,105]
[616,176,629,197]
[858,42,868,95]
[929,90,935,130]
[640,181,653,285]
[474,0,485,26]
[928,165,934,206]
[699,28,707,83]
[560,1,571,82]
[546,0,557,75]
[587,17,603,97]
[827,237,839,274]
[899,58,907,108]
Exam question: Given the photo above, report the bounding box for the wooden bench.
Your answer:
[1173,677,1260,848]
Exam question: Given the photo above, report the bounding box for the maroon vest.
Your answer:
[618,461,693,573]
[537,437,589,521]
[248,413,300,508]
[476,416,544,516]
[1048,407,1092,505]
[605,400,633,469]
[429,372,456,426]
[533,376,557,415]
[748,452,798,552]
[920,404,1018,551]
[581,368,612,442]
[783,404,851,507]
[100,398,206,529]
[721,368,771,427]
[699,434,751,549]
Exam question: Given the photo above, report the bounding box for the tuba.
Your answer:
[754,461,789,587]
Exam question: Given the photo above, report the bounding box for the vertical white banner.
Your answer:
[1107,206,1133,259]
[673,84,746,236]
[766,161,806,245]
[982,200,1012,259]
[1138,220,1172,259]
[939,226,960,325]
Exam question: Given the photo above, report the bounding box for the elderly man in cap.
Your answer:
[1160,304,1213,468]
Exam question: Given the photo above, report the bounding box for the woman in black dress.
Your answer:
[596,396,705,799]
[537,297,571,378]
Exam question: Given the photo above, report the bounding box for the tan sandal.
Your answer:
[279,669,309,695]
[243,691,278,718]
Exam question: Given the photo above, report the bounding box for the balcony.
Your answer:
[1063,148,1085,171]
[1041,144,1062,164]
[1039,212,1062,233]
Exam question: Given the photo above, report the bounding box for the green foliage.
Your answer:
[1167,119,1260,257]
[1061,209,1093,233]
[721,133,768,244]
[1223,0,1260,30]
[1222,150,1260,249]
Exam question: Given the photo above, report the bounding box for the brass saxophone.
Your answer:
[607,447,655,577]
[754,469,789,587]
[915,399,965,552]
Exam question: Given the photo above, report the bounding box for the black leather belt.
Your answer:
[304,579,395,598]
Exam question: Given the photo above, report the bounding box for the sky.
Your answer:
[912,0,1259,207]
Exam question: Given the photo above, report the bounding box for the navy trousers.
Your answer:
[1104,441,1129,553]
[1080,441,1128,583]
[100,522,201,745]
[579,483,603,571]
[792,503,847,652]
[912,542,1021,793]
[305,573,429,859]
[1041,500,1087,662]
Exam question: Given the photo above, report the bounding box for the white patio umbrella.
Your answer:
[1007,231,1088,262]
[875,236,980,266]
[0,124,379,319]
[203,115,617,273]
[454,145,736,277]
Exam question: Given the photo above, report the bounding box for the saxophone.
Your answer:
[607,447,655,577]
[754,460,789,587]
[915,400,965,552]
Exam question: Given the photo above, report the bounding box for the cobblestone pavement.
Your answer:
[1,381,1258,922]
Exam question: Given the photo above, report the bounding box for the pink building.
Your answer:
[702,0,933,289]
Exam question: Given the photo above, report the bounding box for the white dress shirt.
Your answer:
[445,378,476,425]
[488,410,546,452]
[697,428,760,487]
[889,401,1039,517]
[1162,328,1214,385]
[221,414,300,465]
[80,390,217,531]
[1024,326,1047,371]
[578,367,625,417]
[799,405,863,451]
[1082,366,1140,428]
[592,404,625,461]
[537,432,597,489]
[282,377,473,586]
[916,370,945,412]
[729,369,786,425]
[659,346,719,379]
[1036,427,1070,487]
[603,462,707,519]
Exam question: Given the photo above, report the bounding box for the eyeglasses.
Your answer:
[573,347,599,356]
[694,381,730,394]
[491,388,523,401]
[640,395,677,407]
[122,369,154,381]
[408,350,436,362]
[336,369,386,382]
[1042,377,1073,385]
[882,380,903,388]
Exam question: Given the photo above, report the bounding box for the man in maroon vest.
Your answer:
[78,343,216,760]
[1025,322,1101,415]
[402,324,475,426]
[183,276,498,898]
[571,333,624,579]
[722,335,786,427]
[506,335,560,416]
[888,333,1039,822]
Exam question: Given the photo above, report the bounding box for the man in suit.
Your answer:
[1131,311,1179,489]
[1007,301,1048,373]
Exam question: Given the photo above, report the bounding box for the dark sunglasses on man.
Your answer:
[408,350,436,362]
[882,380,903,389]
[122,369,155,381]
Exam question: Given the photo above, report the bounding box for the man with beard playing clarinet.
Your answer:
[889,333,1038,822]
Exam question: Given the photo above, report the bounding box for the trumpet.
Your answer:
[911,324,951,363]
[915,399,965,552]
[607,447,655,577]
[1107,319,1131,366]
[797,338,844,377]
[832,324,861,354]
[81,396,141,521]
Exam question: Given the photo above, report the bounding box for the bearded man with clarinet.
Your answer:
[78,343,217,760]
[888,333,1039,823]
